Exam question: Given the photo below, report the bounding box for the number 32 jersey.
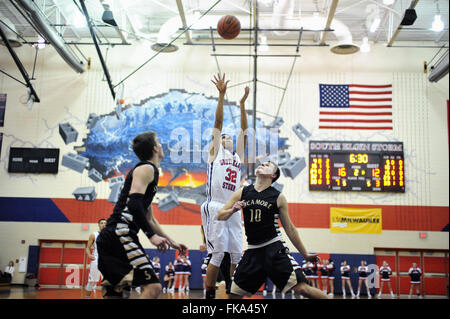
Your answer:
[207,144,241,204]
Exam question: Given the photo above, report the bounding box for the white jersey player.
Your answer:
[201,73,249,299]
[85,219,106,298]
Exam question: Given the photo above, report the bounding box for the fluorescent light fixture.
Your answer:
[37,36,45,49]
[132,15,142,30]
[259,34,268,51]
[383,0,395,5]
[311,12,323,30]
[431,15,444,32]
[260,0,273,5]
[73,11,86,28]
[360,37,370,52]
[370,17,381,33]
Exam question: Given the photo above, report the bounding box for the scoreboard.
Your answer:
[8,147,60,174]
[309,141,405,192]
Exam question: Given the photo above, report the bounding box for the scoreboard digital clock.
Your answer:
[309,141,405,192]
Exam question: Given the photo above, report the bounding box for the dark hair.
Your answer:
[132,131,158,161]
[268,161,281,183]
[98,218,106,224]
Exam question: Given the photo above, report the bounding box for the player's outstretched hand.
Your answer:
[149,234,170,252]
[171,242,188,255]
[240,86,249,104]
[211,73,229,94]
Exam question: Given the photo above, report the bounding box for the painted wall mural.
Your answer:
[60,89,288,211]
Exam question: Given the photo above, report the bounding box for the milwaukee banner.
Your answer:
[330,207,382,234]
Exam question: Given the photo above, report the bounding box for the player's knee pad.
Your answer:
[230,253,242,265]
[210,252,225,267]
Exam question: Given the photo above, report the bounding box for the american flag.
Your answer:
[319,84,393,130]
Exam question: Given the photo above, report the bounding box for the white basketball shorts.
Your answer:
[201,200,242,255]
[88,259,102,283]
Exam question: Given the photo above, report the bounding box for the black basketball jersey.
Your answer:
[240,184,281,246]
[107,161,159,232]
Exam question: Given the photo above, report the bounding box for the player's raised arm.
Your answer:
[277,194,320,263]
[217,187,245,220]
[236,86,249,163]
[209,73,229,162]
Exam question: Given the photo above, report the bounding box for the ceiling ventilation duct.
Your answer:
[15,0,85,73]
[272,0,295,36]
[152,15,181,53]
[155,1,358,55]
[0,15,22,47]
[271,0,358,54]
[328,18,359,54]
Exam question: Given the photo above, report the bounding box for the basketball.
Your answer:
[217,15,241,40]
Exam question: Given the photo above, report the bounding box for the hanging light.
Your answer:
[365,4,381,33]
[431,1,444,32]
[360,36,370,53]
[37,36,46,49]
[370,17,381,33]
[311,12,323,30]
[259,34,269,51]
[73,10,86,28]
[432,15,444,32]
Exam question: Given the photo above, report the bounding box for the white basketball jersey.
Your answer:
[92,231,99,259]
[206,144,241,203]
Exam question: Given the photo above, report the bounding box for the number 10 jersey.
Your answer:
[241,184,282,248]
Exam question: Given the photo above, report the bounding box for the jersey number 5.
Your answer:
[225,168,237,183]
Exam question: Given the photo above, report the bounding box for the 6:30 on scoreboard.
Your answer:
[309,141,405,193]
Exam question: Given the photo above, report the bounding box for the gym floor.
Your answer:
[0,285,447,299]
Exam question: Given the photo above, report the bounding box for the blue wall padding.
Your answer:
[27,245,40,276]
[145,249,208,289]
[0,197,69,222]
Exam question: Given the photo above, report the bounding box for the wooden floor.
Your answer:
[0,285,448,299]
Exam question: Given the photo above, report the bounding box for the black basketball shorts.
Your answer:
[96,226,159,295]
[230,240,308,296]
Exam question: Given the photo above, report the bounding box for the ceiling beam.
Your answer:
[386,0,419,47]
[320,0,339,45]
[374,0,397,43]
[79,0,115,101]
[175,0,192,43]
[435,30,448,43]
[0,24,40,103]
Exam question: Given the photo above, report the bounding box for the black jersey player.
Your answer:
[96,131,187,299]
[218,161,329,299]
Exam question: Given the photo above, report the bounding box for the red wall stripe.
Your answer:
[51,198,449,232]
